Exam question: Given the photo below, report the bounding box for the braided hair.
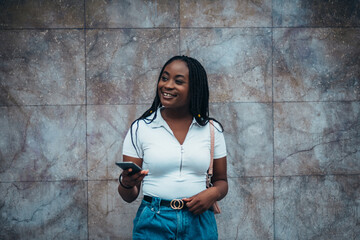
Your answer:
[130,55,223,156]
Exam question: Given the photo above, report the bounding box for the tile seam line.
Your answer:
[274,173,360,177]
[90,173,360,179]
[179,26,360,29]
[2,173,359,183]
[271,13,276,239]
[2,100,359,108]
[178,0,181,55]
[83,0,89,239]
[1,26,360,31]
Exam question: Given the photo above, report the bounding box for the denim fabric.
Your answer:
[132,197,218,240]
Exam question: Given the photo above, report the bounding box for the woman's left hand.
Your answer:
[182,187,220,215]
[183,156,228,215]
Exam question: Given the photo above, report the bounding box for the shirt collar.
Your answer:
[150,107,200,128]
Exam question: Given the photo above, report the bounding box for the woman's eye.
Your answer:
[175,80,184,84]
[161,76,168,81]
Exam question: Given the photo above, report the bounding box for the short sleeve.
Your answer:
[122,122,143,158]
[213,122,227,159]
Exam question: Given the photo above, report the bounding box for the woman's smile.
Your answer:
[161,91,177,98]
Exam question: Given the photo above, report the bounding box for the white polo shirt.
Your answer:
[122,108,227,200]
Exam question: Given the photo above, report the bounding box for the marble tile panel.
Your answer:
[181,28,272,103]
[0,30,85,106]
[0,181,87,240]
[180,0,272,27]
[217,177,274,240]
[273,28,360,102]
[0,0,84,29]
[88,180,142,239]
[87,104,148,180]
[86,29,179,105]
[210,103,273,177]
[274,175,360,240]
[86,0,179,28]
[274,102,360,176]
[273,0,360,27]
[0,106,86,181]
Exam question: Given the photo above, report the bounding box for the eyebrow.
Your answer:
[162,71,185,79]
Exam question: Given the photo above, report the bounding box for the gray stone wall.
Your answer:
[0,1,359,239]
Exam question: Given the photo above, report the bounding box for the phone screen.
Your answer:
[116,162,142,175]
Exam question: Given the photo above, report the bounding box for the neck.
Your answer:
[161,107,192,120]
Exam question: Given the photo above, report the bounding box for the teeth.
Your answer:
[163,92,174,97]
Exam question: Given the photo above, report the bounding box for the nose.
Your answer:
[164,79,174,89]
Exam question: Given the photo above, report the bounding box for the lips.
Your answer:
[161,91,177,98]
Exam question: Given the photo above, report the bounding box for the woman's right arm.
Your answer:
[118,155,148,203]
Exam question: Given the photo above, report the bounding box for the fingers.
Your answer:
[183,198,203,214]
[187,202,207,215]
[183,191,215,215]
[121,169,149,187]
[183,197,204,214]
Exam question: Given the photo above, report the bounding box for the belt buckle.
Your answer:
[170,199,184,210]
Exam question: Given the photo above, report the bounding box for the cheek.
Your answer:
[184,87,190,99]
[157,82,162,92]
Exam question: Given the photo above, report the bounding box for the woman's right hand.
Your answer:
[120,169,149,189]
[118,155,146,203]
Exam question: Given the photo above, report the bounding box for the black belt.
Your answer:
[144,195,188,210]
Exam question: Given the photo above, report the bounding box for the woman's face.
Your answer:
[158,60,190,111]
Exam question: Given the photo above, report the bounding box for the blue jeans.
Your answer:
[132,197,218,240]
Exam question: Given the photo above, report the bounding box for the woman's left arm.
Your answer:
[211,156,228,201]
[183,156,228,215]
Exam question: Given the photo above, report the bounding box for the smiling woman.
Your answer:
[117,56,228,240]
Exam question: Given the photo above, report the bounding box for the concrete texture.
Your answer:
[0,0,359,239]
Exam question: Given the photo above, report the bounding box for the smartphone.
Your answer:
[115,162,142,175]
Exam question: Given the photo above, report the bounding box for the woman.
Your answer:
[118,55,228,239]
